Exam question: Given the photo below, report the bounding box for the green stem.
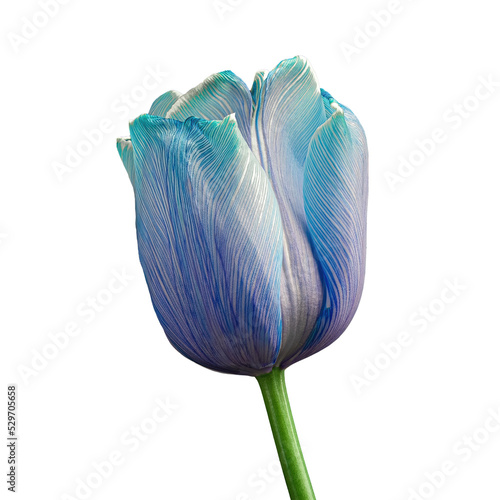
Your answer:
[256,367,316,500]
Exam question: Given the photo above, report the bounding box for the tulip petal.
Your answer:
[282,102,368,367]
[149,90,182,117]
[129,114,283,375]
[320,88,336,118]
[250,70,266,104]
[253,55,327,364]
[166,71,253,148]
[116,137,135,185]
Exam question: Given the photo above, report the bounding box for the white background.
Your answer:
[2,0,500,499]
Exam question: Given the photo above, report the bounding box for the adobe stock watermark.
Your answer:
[7,0,72,54]
[403,405,500,500]
[384,74,499,192]
[339,0,416,64]
[17,268,134,385]
[51,65,169,183]
[60,396,179,500]
[350,277,466,394]
[225,459,283,500]
[212,0,245,21]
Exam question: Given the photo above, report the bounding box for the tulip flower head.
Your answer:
[117,56,368,500]
[117,55,368,377]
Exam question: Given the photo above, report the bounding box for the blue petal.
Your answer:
[129,114,283,376]
[250,70,266,104]
[149,90,182,117]
[320,88,335,118]
[253,55,327,364]
[116,137,135,185]
[282,102,368,368]
[165,71,253,148]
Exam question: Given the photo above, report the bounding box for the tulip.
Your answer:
[117,55,367,500]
